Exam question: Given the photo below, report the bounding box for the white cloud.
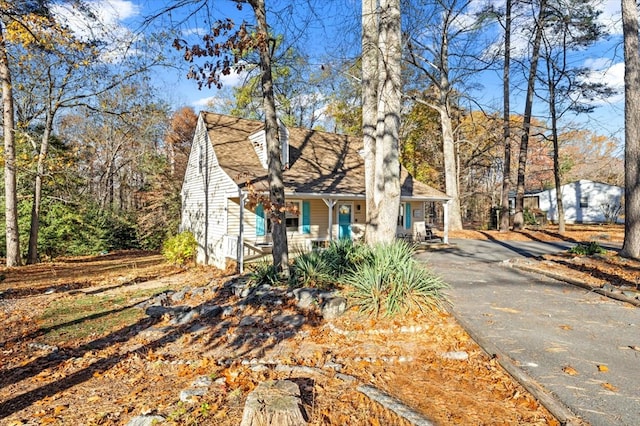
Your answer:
[52,0,141,62]
[598,0,621,35]
[576,60,624,105]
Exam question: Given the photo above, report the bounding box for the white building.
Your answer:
[531,180,624,224]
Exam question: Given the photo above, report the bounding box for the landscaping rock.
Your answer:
[321,297,347,320]
[272,314,305,327]
[125,415,165,426]
[292,288,316,309]
[441,351,469,360]
[190,286,207,297]
[200,304,222,318]
[145,305,171,318]
[193,376,213,388]
[179,388,207,402]
[239,315,262,327]
[171,309,199,326]
[171,288,188,302]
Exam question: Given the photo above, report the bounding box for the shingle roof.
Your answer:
[203,112,449,200]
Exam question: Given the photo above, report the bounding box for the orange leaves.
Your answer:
[562,366,579,376]
[601,382,618,392]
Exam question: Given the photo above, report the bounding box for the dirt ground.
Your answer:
[0,225,635,425]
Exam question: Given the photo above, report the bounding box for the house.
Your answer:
[528,180,624,224]
[180,112,451,270]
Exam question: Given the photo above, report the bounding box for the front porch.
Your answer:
[222,194,451,272]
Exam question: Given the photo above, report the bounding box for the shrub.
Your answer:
[569,241,606,256]
[290,250,333,288]
[289,239,371,288]
[162,231,197,265]
[248,260,281,286]
[342,241,448,317]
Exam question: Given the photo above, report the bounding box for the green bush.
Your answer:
[342,241,448,317]
[248,260,281,286]
[569,241,606,256]
[162,231,197,265]
[290,250,333,288]
[289,239,371,288]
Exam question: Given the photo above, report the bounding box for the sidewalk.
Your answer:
[416,239,640,426]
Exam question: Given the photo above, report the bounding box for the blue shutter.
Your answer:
[405,203,412,229]
[256,204,265,236]
[302,201,311,234]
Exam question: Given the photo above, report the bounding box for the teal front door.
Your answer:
[337,203,352,239]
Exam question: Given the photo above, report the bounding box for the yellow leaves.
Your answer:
[559,325,573,331]
[53,404,68,415]
[562,365,579,376]
[601,382,618,392]
[86,395,101,403]
[597,364,609,372]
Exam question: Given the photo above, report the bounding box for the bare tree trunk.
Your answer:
[250,0,289,273]
[513,0,546,230]
[373,0,402,242]
[362,0,379,243]
[621,0,640,259]
[0,23,21,267]
[27,111,55,264]
[499,0,512,232]
[547,60,565,234]
[440,105,463,230]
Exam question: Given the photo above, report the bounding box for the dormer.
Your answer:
[248,120,290,170]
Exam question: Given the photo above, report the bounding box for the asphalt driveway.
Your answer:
[416,239,639,426]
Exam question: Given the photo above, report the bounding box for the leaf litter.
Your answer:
[2,226,627,425]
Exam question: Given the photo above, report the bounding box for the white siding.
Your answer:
[181,114,240,268]
[535,180,624,224]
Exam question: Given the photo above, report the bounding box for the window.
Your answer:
[397,204,404,226]
[198,145,204,174]
[580,196,589,208]
[286,201,300,230]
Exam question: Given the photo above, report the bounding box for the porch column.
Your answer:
[443,200,450,244]
[323,198,336,241]
[238,190,245,274]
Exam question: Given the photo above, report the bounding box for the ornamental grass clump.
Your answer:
[342,241,448,317]
[248,260,281,286]
[289,239,371,289]
[290,250,334,289]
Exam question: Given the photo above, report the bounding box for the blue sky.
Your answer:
[60,0,627,144]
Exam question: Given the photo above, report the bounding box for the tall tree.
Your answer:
[405,0,489,231]
[362,0,402,244]
[171,0,289,273]
[0,18,20,266]
[499,0,512,232]
[538,0,603,234]
[620,0,640,259]
[513,0,547,230]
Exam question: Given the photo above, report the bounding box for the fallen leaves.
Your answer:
[601,382,618,392]
[562,366,579,376]
[597,365,609,372]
